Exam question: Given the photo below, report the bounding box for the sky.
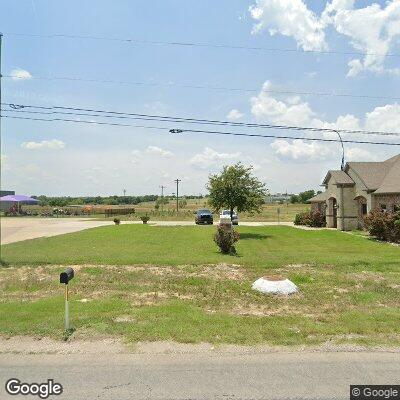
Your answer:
[1,0,399,196]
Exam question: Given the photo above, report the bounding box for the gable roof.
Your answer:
[322,170,354,186]
[375,157,400,194]
[345,154,400,193]
[308,192,328,203]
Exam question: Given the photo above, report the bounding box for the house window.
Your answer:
[361,204,367,215]
[380,204,387,212]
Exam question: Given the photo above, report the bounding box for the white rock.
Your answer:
[252,278,298,295]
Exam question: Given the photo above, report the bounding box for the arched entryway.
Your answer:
[327,197,337,228]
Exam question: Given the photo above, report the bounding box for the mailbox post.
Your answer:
[60,268,74,331]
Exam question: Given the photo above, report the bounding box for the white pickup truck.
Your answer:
[219,210,239,225]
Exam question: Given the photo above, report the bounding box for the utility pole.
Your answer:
[123,189,126,197]
[159,185,166,212]
[174,179,181,212]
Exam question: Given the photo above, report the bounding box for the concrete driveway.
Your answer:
[0,218,113,245]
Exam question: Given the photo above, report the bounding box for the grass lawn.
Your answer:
[1,225,399,347]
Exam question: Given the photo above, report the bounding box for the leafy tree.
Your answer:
[179,197,187,209]
[290,194,299,204]
[298,190,316,203]
[207,163,266,219]
[290,190,316,204]
[156,197,169,206]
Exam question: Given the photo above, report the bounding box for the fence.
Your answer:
[104,208,136,218]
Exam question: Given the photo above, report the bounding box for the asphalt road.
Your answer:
[1,352,399,400]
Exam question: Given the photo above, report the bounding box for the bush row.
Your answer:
[294,211,326,227]
[364,210,400,243]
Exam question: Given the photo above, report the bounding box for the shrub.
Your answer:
[214,226,240,254]
[294,211,326,227]
[140,215,150,224]
[364,210,400,243]
[113,218,121,225]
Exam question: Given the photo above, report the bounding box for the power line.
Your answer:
[169,128,400,146]
[3,74,399,101]
[4,107,400,138]
[3,114,400,147]
[2,102,400,137]
[4,32,399,57]
[2,114,167,130]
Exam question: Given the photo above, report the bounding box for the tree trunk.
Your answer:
[230,207,233,221]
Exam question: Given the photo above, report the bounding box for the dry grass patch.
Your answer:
[1,260,399,346]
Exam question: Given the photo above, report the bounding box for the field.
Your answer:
[1,224,399,347]
[22,201,310,222]
[132,200,309,222]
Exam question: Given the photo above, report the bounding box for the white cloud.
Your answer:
[250,81,400,161]
[21,139,65,150]
[249,0,400,76]
[322,0,400,76]
[249,0,327,51]
[227,109,244,120]
[345,147,377,161]
[10,68,33,81]
[145,146,173,157]
[270,139,377,163]
[271,139,334,161]
[365,103,400,133]
[190,147,241,170]
[250,81,400,136]
[251,81,315,126]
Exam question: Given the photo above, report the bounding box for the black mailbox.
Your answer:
[60,267,74,284]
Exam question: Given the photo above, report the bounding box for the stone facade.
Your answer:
[309,155,400,231]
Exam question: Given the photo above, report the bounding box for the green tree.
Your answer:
[290,194,299,204]
[298,190,316,203]
[179,197,187,209]
[207,163,266,219]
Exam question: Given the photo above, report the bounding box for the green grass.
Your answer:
[1,225,397,271]
[1,225,399,347]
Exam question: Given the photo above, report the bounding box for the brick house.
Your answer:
[309,154,400,231]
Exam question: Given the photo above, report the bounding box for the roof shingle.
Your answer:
[346,154,400,193]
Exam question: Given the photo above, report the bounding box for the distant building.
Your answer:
[0,190,15,197]
[265,193,293,204]
[309,154,400,231]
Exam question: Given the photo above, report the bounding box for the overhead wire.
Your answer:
[3,74,399,101]
[2,102,400,137]
[4,32,399,57]
[3,114,400,147]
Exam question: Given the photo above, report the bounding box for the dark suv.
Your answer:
[195,209,213,225]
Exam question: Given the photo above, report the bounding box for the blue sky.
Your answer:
[1,0,399,196]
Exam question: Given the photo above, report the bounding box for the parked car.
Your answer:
[220,209,239,225]
[195,209,213,225]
